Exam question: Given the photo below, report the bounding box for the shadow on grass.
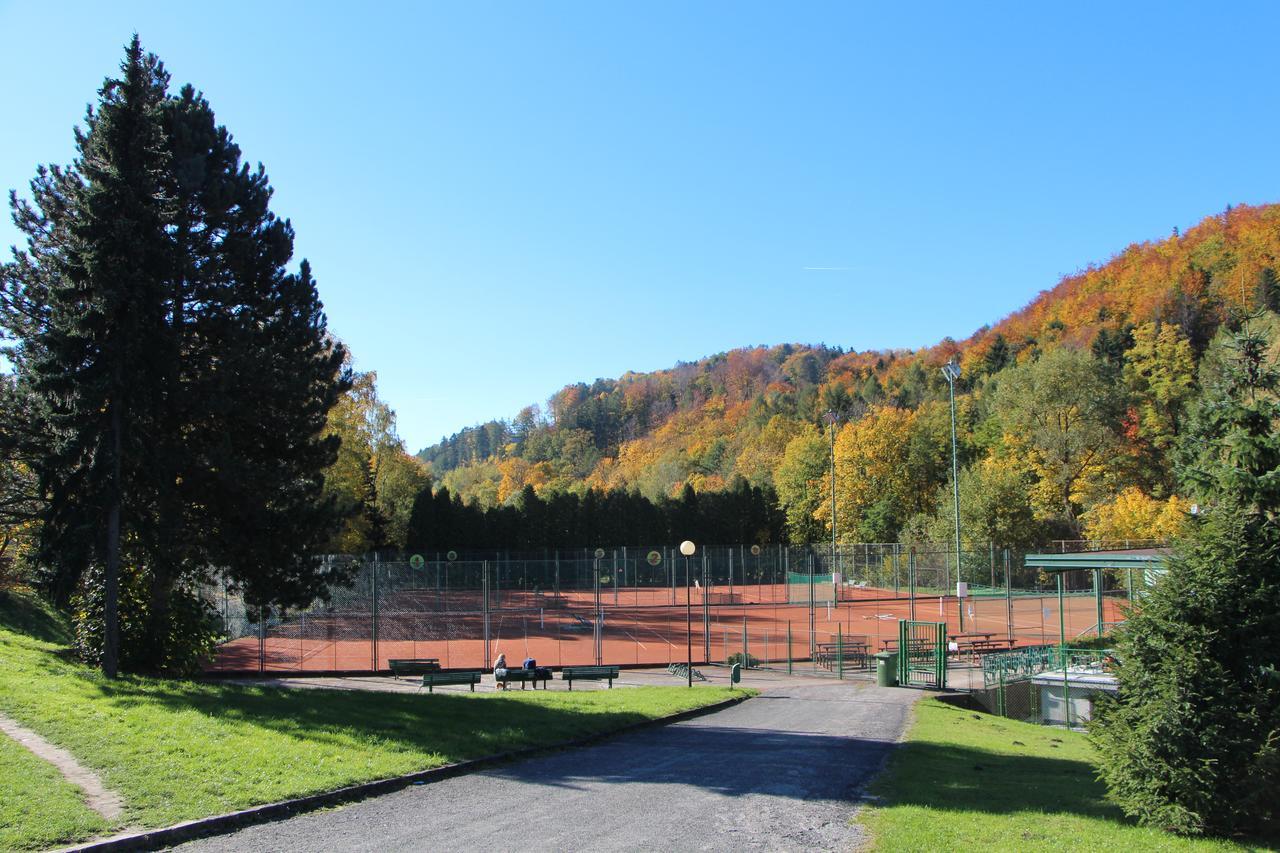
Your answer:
[0,589,71,646]
[78,677,899,803]
[84,676,681,763]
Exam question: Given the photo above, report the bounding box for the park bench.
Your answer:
[495,667,552,690]
[561,665,620,689]
[389,658,441,678]
[419,670,483,693]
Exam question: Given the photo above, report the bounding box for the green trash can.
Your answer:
[875,651,898,687]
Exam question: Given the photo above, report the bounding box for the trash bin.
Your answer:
[875,651,898,687]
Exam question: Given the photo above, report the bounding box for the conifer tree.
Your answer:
[1092,323,1280,836]
[1,38,349,672]
[1,39,173,676]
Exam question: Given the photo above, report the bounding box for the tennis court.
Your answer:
[206,546,1130,674]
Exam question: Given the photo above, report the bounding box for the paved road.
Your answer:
[175,682,916,852]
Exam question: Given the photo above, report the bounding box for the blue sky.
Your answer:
[2,2,1278,452]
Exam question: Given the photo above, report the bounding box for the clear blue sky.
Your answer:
[2,2,1278,452]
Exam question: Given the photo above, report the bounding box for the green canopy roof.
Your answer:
[1023,548,1170,572]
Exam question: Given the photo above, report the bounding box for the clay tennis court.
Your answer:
[208,581,1126,674]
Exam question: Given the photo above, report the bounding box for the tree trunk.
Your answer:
[103,399,122,679]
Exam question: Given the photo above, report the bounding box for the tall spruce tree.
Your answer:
[1091,323,1280,836]
[1,38,349,673]
[1,39,173,676]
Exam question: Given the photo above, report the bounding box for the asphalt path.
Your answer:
[174,682,916,852]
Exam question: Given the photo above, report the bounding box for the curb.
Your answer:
[60,691,752,852]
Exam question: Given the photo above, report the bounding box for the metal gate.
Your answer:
[897,620,947,688]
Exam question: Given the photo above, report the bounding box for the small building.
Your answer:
[1031,668,1118,729]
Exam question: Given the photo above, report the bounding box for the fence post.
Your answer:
[837,624,844,680]
[1064,665,1072,730]
[1095,567,1105,638]
[787,621,793,675]
[483,560,491,668]
[1005,549,1013,640]
[1057,572,1066,647]
[702,551,710,663]
[908,548,917,622]
[742,616,748,666]
[371,556,379,672]
[258,604,265,675]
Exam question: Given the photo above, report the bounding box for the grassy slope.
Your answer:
[861,698,1269,852]
[0,591,744,847]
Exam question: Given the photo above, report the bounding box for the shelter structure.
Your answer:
[1022,548,1170,643]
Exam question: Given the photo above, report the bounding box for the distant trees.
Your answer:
[403,479,784,554]
[0,39,348,674]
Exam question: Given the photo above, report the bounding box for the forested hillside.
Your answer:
[416,203,1280,549]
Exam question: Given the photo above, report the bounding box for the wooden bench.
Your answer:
[561,665,620,689]
[420,671,482,693]
[389,658,441,678]
[495,668,552,690]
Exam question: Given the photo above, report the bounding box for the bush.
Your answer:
[72,564,219,676]
[726,652,759,668]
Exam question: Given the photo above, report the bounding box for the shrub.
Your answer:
[72,564,219,676]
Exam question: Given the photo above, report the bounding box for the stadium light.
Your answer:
[941,359,963,631]
[824,410,840,584]
[680,540,696,687]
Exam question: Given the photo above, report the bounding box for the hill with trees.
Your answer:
[416,203,1280,550]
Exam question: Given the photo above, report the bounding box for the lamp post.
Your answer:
[680,540,696,687]
[942,359,963,631]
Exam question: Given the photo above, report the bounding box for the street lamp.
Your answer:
[680,540,696,687]
[941,359,963,630]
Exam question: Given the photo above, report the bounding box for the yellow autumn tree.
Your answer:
[815,406,917,542]
[1082,487,1191,542]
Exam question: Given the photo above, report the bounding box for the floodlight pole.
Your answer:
[943,360,964,631]
[825,411,839,587]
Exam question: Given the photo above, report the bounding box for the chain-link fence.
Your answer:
[202,544,1139,676]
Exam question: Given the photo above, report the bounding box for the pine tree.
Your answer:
[1,39,174,676]
[1091,324,1280,836]
[1,38,349,672]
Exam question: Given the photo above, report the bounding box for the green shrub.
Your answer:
[726,652,759,668]
[72,564,219,676]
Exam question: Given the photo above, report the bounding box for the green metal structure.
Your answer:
[896,620,947,688]
[1023,548,1169,643]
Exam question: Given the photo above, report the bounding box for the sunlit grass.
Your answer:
[0,590,746,848]
[860,698,1271,851]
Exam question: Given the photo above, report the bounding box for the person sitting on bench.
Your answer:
[493,652,509,690]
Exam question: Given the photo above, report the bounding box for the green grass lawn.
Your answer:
[0,590,746,849]
[0,729,111,851]
[860,698,1273,852]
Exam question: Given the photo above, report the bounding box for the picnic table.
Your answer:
[815,638,871,670]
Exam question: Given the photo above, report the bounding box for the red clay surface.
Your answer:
[209,583,1127,674]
